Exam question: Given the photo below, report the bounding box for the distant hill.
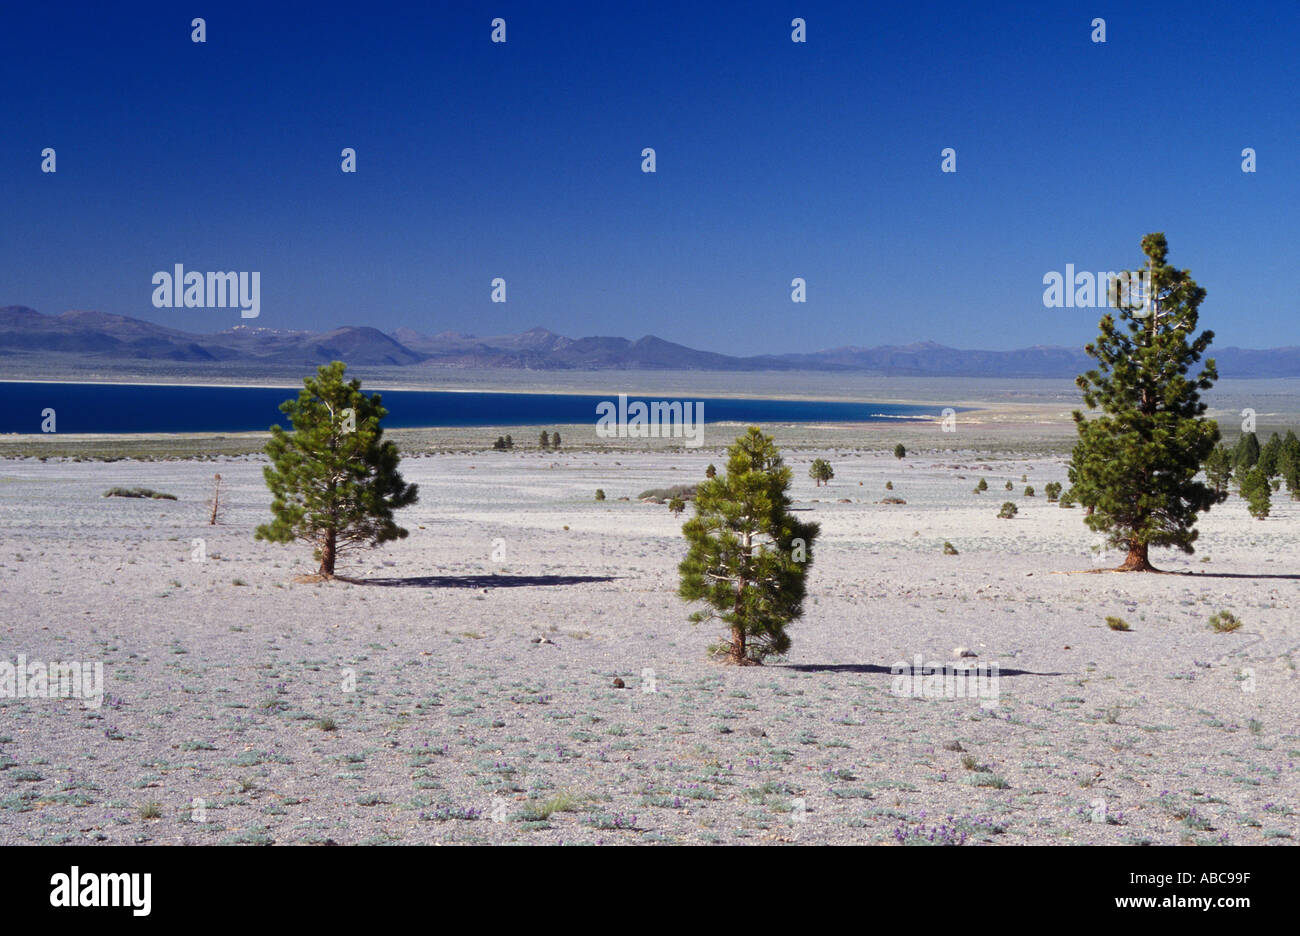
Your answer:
[2,305,1299,378]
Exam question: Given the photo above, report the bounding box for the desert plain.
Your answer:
[0,378,1297,846]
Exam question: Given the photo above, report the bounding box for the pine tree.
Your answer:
[551,431,561,449]
[1234,431,1260,474]
[679,427,819,665]
[809,458,834,486]
[894,444,906,459]
[1068,233,1221,571]
[668,495,685,517]
[1259,432,1283,477]
[538,430,550,449]
[1241,466,1271,519]
[1280,430,1300,499]
[255,362,418,578]
[705,463,717,479]
[1204,444,1233,496]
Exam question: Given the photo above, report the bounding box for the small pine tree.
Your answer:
[493,436,506,450]
[809,458,834,487]
[538,430,550,449]
[998,501,1018,519]
[1259,432,1283,477]
[1044,481,1062,502]
[975,478,988,493]
[679,427,819,665]
[1241,467,1271,519]
[1204,444,1233,496]
[1068,233,1221,571]
[595,489,606,501]
[705,463,717,479]
[1280,431,1300,499]
[504,434,514,450]
[1004,480,1013,491]
[668,495,686,517]
[894,444,906,459]
[255,362,418,578]
[1024,485,1035,497]
[551,431,561,449]
[1234,431,1260,474]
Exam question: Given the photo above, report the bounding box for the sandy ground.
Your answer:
[0,442,1297,846]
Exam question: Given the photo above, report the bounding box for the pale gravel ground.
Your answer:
[0,445,1297,845]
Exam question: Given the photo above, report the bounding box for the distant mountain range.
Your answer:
[4,305,1300,378]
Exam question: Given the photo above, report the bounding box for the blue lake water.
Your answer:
[0,381,951,434]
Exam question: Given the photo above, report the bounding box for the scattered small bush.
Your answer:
[1208,610,1242,633]
[638,484,696,501]
[1024,486,1035,497]
[1106,616,1130,632]
[997,501,1018,519]
[1044,481,1062,502]
[103,488,177,500]
[594,489,606,501]
[943,541,958,555]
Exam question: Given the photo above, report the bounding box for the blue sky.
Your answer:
[2,0,1297,355]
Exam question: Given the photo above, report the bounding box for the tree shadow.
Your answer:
[1055,568,1300,580]
[343,574,619,589]
[779,662,1065,677]
[1166,571,1300,580]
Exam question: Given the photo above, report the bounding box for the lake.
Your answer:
[0,381,951,434]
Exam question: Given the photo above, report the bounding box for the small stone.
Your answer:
[612,678,625,689]
[953,647,977,659]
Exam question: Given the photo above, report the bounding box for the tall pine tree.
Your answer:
[255,362,418,577]
[1068,234,1221,571]
[679,427,819,664]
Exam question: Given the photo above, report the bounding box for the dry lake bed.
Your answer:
[1,425,1297,845]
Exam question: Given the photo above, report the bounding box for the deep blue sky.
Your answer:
[2,1,1297,355]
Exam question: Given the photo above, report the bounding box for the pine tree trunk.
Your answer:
[319,528,337,577]
[1119,539,1154,571]
[729,624,746,665]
